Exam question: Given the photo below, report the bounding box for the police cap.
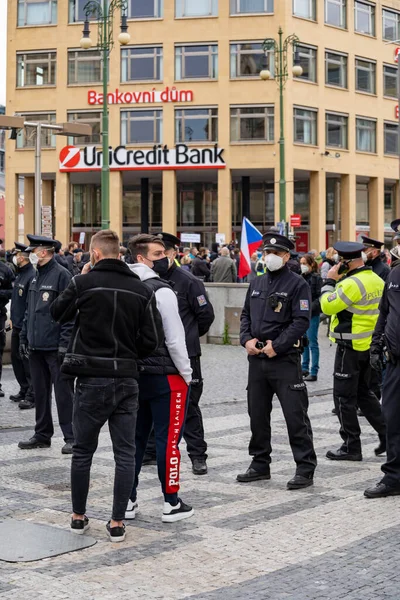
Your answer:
[262,233,294,252]
[26,234,57,252]
[73,248,83,254]
[391,219,400,240]
[333,241,365,260]
[360,236,383,250]
[54,240,62,253]
[156,232,180,249]
[12,242,29,255]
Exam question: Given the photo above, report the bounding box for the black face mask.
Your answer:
[152,257,169,277]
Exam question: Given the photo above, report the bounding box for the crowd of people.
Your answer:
[1,221,400,543]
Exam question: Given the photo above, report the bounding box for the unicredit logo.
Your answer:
[59,146,81,169]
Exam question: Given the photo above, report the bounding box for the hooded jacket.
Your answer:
[129,263,192,384]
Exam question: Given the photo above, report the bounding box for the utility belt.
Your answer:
[255,335,308,353]
[384,349,400,365]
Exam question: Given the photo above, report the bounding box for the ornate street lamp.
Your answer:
[80,0,130,229]
[261,28,302,229]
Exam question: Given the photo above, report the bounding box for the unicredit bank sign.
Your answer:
[59,144,226,172]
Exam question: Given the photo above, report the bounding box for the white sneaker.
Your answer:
[162,499,194,523]
[125,499,138,520]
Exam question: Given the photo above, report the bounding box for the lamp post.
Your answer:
[0,116,92,235]
[260,28,302,231]
[80,0,130,230]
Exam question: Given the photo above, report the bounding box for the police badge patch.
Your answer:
[300,299,309,311]
[42,292,50,302]
[327,293,337,302]
[18,289,23,297]
[197,295,207,306]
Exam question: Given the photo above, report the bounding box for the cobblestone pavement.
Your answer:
[0,333,399,600]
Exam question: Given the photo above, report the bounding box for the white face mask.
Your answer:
[333,253,339,263]
[12,255,19,267]
[301,264,310,275]
[361,251,367,263]
[265,253,284,272]
[29,253,39,266]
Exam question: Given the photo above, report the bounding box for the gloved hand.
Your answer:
[370,350,383,372]
[58,347,68,366]
[19,342,29,360]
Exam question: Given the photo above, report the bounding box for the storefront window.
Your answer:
[326,177,341,228]
[294,180,310,225]
[177,183,217,228]
[122,184,162,227]
[232,181,274,227]
[384,184,396,227]
[356,182,369,225]
[72,184,101,227]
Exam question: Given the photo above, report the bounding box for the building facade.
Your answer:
[5,0,400,250]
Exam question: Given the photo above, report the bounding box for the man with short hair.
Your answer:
[10,243,35,409]
[127,233,194,523]
[191,247,211,281]
[211,246,237,283]
[361,236,390,282]
[18,235,75,454]
[51,229,163,541]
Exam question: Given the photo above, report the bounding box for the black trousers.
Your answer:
[71,377,139,521]
[0,314,6,384]
[247,353,317,477]
[381,361,400,486]
[29,350,74,443]
[333,345,386,454]
[11,328,34,400]
[145,356,208,461]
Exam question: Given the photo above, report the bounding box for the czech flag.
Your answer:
[238,217,263,279]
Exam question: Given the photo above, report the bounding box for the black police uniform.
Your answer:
[146,232,215,465]
[369,257,400,491]
[10,243,35,403]
[239,234,317,482]
[0,258,15,392]
[18,236,74,448]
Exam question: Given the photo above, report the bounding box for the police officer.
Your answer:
[321,242,386,462]
[144,232,215,475]
[365,231,400,497]
[361,236,390,281]
[10,243,36,409]
[238,232,317,490]
[0,246,15,398]
[18,235,75,453]
[391,218,400,247]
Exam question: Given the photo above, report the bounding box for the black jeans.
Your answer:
[11,328,34,400]
[29,350,74,443]
[0,314,6,384]
[333,345,386,454]
[71,377,139,521]
[247,353,317,477]
[380,361,400,486]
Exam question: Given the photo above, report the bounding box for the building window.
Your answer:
[73,184,101,227]
[175,108,218,143]
[230,0,274,14]
[385,184,396,227]
[356,182,369,226]
[175,45,218,80]
[121,46,162,82]
[230,42,273,78]
[355,58,376,94]
[128,0,163,18]
[230,106,274,142]
[294,107,317,145]
[68,50,103,84]
[176,0,217,18]
[69,0,88,22]
[293,0,316,20]
[17,51,56,87]
[326,112,348,148]
[383,8,400,41]
[17,0,57,26]
[121,109,162,144]
[384,122,398,155]
[325,51,347,87]
[294,45,317,82]
[356,117,376,153]
[325,0,346,28]
[383,65,398,98]
[0,151,4,175]
[354,1,375,36]
[68,111,101,145]
[294,180,310,225]
[16,113,56,149]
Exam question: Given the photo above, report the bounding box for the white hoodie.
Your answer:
[129,263,192,385]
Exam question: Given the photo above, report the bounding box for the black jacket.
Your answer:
[0,261,15,316]
[50,259,163,379]
[372,262,400,358]
[191,256,211,282]
[55,254,69,270]
[10,262,35,329]
[240,265,311,355]
[164,263,215,357]
[65,253,80,276]
[21,258,73,351]
[137,277,179,376]
[303,272,322,317]
[369,256,390,282]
